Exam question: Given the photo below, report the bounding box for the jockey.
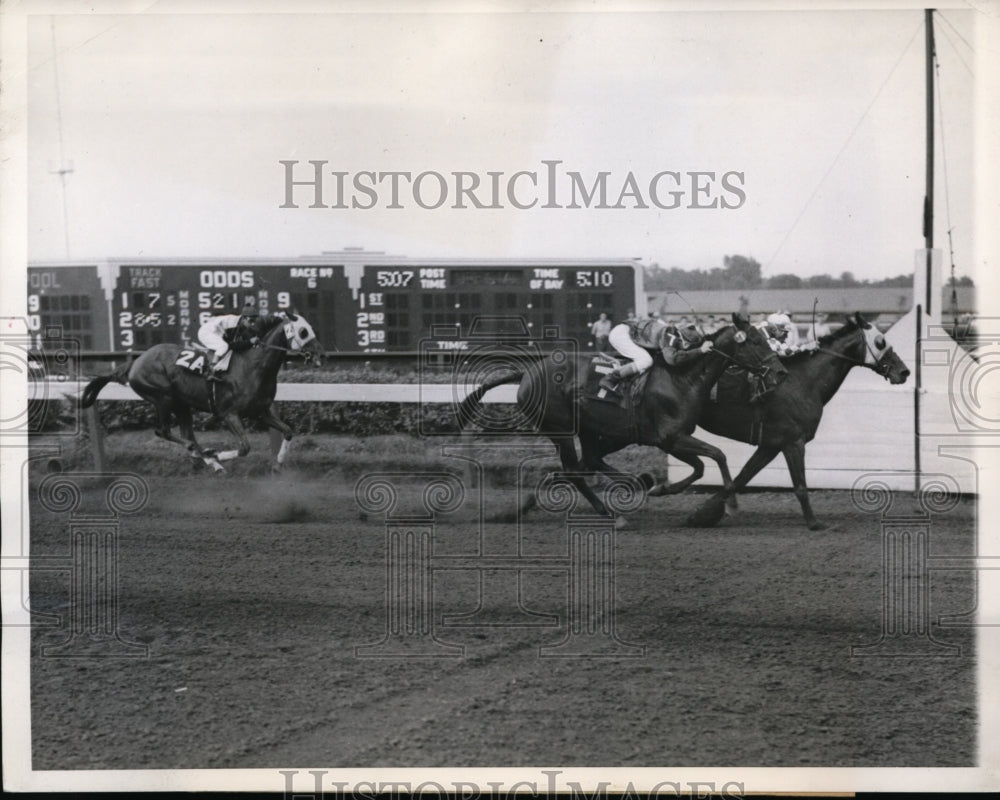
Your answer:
[197,304,261,379]
[756,312,814,357]
[599,317,713,394]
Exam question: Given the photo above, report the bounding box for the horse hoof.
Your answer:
[687,498,725,527]
[647,483,666,497]
[637,473,656,491]
[809,521,827,531]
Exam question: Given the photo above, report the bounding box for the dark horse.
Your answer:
[458,314,787,524]
[80,312,324,472]
[682,312,910,530]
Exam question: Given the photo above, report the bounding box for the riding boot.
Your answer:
[204,355,222,381]
[599,370,621,393]
[599,362,641,394]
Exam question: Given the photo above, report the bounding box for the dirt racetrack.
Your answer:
[27,433,977,772]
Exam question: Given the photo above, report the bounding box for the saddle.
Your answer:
[585,354,649,408]
[710,364,770,405]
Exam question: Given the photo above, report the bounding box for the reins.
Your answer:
[255,331,319,364]
[814,330,888,370]
[710,340,770,377]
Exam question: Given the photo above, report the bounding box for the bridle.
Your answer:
[813,327,893,375]
[252,320,321,364]
[708,328,780,378]
[257,341,321,365]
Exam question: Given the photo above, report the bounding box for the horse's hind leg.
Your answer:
[782,438,824,531]
[173,405,219,471]
[549,436,612,520]
[153,399,224,472]
[578,434,654,491]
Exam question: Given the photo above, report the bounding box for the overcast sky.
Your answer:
[21,3,985,282]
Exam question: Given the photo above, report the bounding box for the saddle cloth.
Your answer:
[175,346,231,374]
[584,354,649,407]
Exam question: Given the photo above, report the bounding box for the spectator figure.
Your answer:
[704,315,726,334]
[590,312,613,352]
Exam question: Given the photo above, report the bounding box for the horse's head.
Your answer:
[713,312,788,393]
[847,312,910,385]
[278,313,325,366]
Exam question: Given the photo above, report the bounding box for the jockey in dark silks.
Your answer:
[197,304,262,380]
[599,316,714,394]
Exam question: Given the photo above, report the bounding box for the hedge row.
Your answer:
[63,399,518,437]
[28,365,503,436]
[276,364,458,384]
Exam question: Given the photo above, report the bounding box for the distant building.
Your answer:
[646,286,975,333]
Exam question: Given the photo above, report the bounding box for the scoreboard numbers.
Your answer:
[376,270,414,288]
[575,270,615,288]
[30,260,637,353]
[26,265,107,350]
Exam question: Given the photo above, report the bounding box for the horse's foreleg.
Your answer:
[686,443,783,527]
[782,439,824,531]
[218,414,251,461]
[651,435,729,499]
[259,404,294,467]
[701,444,782,519]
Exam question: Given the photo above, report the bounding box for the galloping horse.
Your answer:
[683,312,910,529]
[458,314,787,523]
[80,312,324,472]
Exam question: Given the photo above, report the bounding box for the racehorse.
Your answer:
[681,312,910,530]
[80,312,323,472]
[458,314,787,524]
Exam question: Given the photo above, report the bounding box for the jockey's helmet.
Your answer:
[678,323,703,347]
[238,304,259,329]
[765,312,793,341]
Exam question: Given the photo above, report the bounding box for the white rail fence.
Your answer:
[52,371,977,493]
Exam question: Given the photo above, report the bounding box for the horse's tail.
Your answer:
[80,363,131,408]
[457,370,524,430]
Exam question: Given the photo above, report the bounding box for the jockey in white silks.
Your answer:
[599,316,714,394]
[197,304,260,379]
[756,312,814,357]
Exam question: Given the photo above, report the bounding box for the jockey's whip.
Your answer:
[665,290,697,314]
[811,297,818,342]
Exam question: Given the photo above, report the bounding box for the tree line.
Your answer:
[644,255,975,291]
